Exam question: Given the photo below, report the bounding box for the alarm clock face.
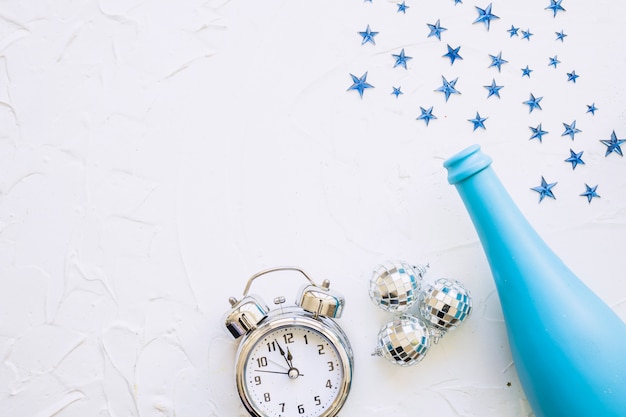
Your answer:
[236,317,352,417]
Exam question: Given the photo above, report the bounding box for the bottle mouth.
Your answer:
[443,144,493,184]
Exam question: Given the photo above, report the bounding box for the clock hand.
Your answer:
[273,339,301,379]
[255,369,305,377]
[274,339,292,368]
[255,369,288,375]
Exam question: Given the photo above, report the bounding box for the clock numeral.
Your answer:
[317,344,325,355]
[326,379,333,389]
[264,392,271,402]
[303,334,309,344]
[267,341,276,352]
[257,357,268,367]
[314,395,321,406]
[298,404,305,414]
[327,361,334,372]
[283,332,294,344]
[279,403,285,412]
[254,376,261,385]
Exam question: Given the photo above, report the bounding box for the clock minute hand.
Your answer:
[274,339,292,368]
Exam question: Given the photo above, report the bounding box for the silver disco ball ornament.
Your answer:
[369,261,428,312]
[418,277,472,334]
[373,314,431,366]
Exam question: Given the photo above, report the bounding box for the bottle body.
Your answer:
[444,145,626,417]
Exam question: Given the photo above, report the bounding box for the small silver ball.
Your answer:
[374,314,431,366]
[369,261,427,312]
[418,277,472,333]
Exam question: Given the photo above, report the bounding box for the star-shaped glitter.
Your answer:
[435,76,461,101]
[347,72,374,98]
[484,79,503,98]
[548,55,561,68]
[567,70,579,83]
[600,130,625,156]
[507,25,519,37]
[417,106,437,125]
[474,3,499,31]
[391,86,403,98]
[468,112,488,131]
[454,0,462,4]
[427,19,447,40]
[521,65,533,78]
[443,44,463,65]
[546,0,566,17]
[580,184,600,203]
[521,29,534,41]
[529,123,549,142]
[397,1,409,13]
[358,25,379,45]
[586,103,598,115]
[488,51,508,72]
[392,48,412,69]
[531,177,557,203]
[523,93,543,113]
[565,149,585,169]
[555,30,567,42]
[561,120,581,140]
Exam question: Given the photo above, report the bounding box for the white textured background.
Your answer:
[1,1,625,416]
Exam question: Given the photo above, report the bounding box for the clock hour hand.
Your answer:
[274,339,293,368]
[273,339,302,379]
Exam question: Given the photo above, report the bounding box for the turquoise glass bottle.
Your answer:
[444,145,626,417]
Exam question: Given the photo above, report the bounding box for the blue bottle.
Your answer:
[444,145,626,417]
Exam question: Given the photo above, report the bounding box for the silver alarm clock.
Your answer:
[224,267,354,417]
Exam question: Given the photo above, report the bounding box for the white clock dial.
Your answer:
[243,325,346,417]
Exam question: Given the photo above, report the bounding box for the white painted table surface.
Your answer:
[1,1,625,416]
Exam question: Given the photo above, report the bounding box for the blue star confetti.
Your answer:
[474,3,499,31]
[523,93,543,113]
[443,44,463,65]
[586,103,598,115]
[359,25,379,45]
[347,72,374,98]
[521,29,534,41]
[392,48,412,69]
[488,51,508,72]
[435,75,461,101]
[468,112,488,130]
[546,0,566,18]
[548,55,560,68]
[531,177,557,202]
[427,19,447,40]
[349,1,621,205]
[566,70,579,83]
[600,131,625,156]
[417,106,437,125]
[484,79,503,98]
[565,149,585,169]
[530,124,549,142]
[580,184,600,203]
[561,120,581,140]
